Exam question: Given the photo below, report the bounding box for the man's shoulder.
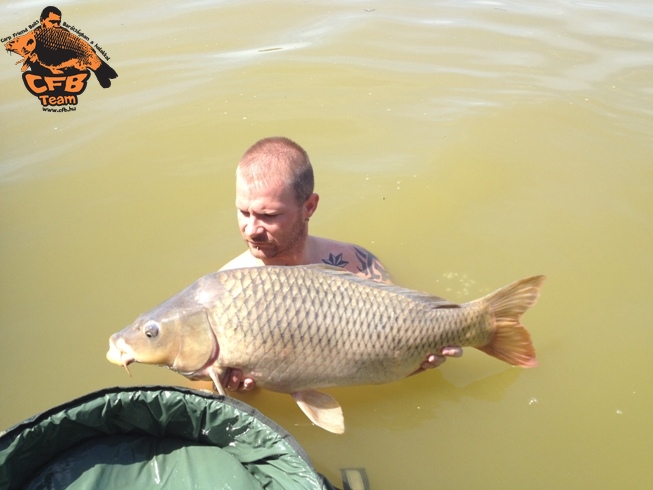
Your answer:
[309,236,392,283]
[219,251,262,271]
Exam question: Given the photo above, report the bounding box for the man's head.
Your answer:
[238,137,314,204]
[235,137,319,263]
[40,6,62,28]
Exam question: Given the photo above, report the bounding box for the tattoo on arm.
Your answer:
[322,252,349,268]
[354,247,391,282]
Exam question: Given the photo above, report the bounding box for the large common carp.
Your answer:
[107,265,545,433]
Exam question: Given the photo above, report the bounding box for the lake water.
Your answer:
[1,1,652,488]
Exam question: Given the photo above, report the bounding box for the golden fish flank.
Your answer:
[107,265,545,434]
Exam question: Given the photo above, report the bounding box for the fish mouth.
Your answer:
[106,337,135,376]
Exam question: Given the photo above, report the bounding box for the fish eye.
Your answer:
[143,322,159,339]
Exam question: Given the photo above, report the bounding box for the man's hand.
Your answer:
[409,346,463,376]
[221,368,256,392]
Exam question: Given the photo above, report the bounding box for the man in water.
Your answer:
[220,137,462,391]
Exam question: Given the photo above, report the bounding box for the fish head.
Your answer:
[5,31,36,57]
[107,284,219,380]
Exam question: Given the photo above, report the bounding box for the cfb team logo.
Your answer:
[3,6,118,111]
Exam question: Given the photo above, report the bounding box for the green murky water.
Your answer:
[2,1,652,488]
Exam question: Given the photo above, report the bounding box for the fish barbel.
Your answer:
[107,265,545,433]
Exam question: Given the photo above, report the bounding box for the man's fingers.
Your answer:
[441,346,463,358]
[421,347,463,370]
[222,368,242,391]
[221,368,256,392]
[422,354,445,369]
[229,372,242,391]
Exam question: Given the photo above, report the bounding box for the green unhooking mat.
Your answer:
[0,386,340,490]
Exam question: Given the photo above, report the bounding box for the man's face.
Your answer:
[235,173,308,261]
[41,13,61,29]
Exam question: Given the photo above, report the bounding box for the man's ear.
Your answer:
[305,193,319,217]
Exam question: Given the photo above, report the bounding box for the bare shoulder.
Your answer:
[219,251,262,271]
[309,236,393,283]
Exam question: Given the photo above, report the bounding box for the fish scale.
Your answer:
[34,27,100,69]
[213,267,485,388]
[107,265,545,433]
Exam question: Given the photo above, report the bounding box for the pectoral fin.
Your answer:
[209,368,226,396]
[292,390,345,434]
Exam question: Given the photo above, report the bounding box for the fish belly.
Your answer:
[207,266,492,393]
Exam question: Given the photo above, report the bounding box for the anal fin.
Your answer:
[293,390,345,434]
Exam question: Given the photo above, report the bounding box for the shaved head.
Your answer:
[238,137,314,205]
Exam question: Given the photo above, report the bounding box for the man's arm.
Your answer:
[352,246,392,283]
[219,250,261,271]
[314,239,392,284]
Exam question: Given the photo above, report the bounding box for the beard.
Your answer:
[246,214,308,261]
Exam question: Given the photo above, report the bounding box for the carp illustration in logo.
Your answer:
[4,6,118,109]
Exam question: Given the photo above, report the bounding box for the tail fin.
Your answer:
[94,61,118,88]
[476,275,545,368]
